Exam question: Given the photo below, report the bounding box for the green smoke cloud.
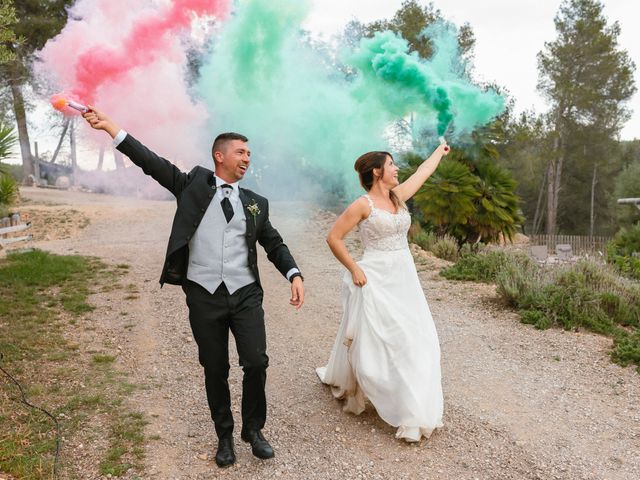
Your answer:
[197,0,504,198]
[348,23,505,137]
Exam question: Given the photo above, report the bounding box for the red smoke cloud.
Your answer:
[39,0,231,166]
[71,0,229,101]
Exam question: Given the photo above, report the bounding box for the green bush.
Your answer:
[607,223,640,280]
[612,331,640,369]
[431,234,459,262]
[0,174,17,205]
[498,259,640,370]
[608,223,640,257]
[611,255,640,280]
[410,230,436,252]
[442,250,534,283]
[445,249,640,371]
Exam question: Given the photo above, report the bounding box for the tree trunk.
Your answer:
[69,117,77,185]
[8,78,33,179]
[50,118,70,164]
[97,144,105,171]
[590,162,597,237]
[552,147,564,233]
[532,166,548,235]
[33,141,40,181]
[113,149,125,170]
[546,155,557,235]
[546,115,564,235]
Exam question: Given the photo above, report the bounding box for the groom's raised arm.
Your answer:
[83,107,189,197]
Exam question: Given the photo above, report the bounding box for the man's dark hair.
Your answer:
[212,132,249,157]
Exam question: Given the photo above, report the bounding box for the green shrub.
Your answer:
[520,310,552,329]
[442,250,534,283]
[495,256,545,307]
[458,242,478,257]
[431,235,459,262]
[0,174,18,205]
[609,254,640,280]
[499,259,640,369]
[446,249,640,371]
[410,230,436,252]
[607,223,640,280]
[608,223,640,256]
[612,331,640,369]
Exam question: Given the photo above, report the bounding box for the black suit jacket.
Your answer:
[116,133,299,287]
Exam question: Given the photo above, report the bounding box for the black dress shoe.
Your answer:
[215,436,235,467]
[241,429,274,459]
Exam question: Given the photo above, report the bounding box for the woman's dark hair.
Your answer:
[354,151,401,208]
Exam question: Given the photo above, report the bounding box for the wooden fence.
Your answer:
[0,213,32,254]
[528,234,611,255]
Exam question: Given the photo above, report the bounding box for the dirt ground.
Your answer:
[11,186,640,480]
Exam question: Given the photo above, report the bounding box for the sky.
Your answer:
[305,0,640,140]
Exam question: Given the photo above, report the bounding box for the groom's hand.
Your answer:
[290,276,304,310]
[82,106,121,138]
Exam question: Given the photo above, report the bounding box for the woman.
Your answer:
[316,142,450,442]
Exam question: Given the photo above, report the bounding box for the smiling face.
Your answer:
[374,154,400,188]
[213,139,251,183]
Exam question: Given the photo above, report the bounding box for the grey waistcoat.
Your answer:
[187,194,256,294]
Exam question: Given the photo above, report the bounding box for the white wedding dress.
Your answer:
[316,194,443,442]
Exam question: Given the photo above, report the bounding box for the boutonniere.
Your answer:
[247,200,260,225]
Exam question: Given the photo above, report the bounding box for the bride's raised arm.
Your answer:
[392,142,450,203]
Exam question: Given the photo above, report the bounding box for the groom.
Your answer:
[83,108,304,468]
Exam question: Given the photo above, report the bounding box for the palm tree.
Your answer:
[402,132,523,245]
[0,122,18,205]
[413,156,480,239]
[466,161,524,243]
[0,121,17,174]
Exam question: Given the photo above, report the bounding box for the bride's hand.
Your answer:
[437,141,450,156]
[351,266,367,287]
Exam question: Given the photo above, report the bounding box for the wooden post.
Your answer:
[1,217,9,239]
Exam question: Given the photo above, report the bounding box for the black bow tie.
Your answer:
[220,184,234,223]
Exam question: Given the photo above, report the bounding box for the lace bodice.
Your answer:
[359,195,411,251]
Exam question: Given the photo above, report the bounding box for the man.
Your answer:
[83,108,304,468]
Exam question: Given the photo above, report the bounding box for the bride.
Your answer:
[316,142,450,442]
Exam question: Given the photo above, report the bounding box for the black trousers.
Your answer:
[183,280,268,439]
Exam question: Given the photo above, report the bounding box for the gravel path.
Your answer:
[20,187,640,480]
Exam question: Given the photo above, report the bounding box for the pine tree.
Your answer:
[537,0,636,235]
